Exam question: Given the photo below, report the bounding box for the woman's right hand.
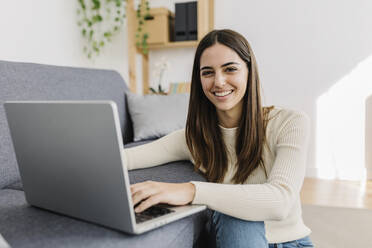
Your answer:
[130,181,196,213]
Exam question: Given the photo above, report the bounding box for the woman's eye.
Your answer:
[201,71,213,76]
[225,67,237,72]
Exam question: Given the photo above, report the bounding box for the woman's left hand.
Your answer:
[130,181,196,213]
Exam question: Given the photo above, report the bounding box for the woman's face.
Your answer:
[199,43,248,119]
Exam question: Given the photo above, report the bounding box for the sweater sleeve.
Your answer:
[190,112,310,221]
[124,129,192,170]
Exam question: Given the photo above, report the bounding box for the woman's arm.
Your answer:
[124,129,191,170]
[191,112,310,221]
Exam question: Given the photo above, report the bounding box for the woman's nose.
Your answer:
[214,72,226,87]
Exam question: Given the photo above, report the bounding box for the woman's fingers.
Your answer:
[132,184,159,206]
[130,180,153,195]
[134,194,162,213]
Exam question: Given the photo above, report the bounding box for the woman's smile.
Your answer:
[213,89,234,97]
[212,89,235,103]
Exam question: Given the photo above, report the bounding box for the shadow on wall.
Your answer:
[366,95,372,179]
[315,55,372,180]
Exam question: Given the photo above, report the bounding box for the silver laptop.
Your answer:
[4,101,206,234]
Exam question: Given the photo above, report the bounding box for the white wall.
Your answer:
[1,0,372,179]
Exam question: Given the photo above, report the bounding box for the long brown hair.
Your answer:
[186,29,273,184]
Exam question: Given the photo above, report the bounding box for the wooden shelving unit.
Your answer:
[126,0,214,94]
[148,40,199,50]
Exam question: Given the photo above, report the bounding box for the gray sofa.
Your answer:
[0,60,208,248]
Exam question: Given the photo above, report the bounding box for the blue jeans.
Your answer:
[205,211,314,248]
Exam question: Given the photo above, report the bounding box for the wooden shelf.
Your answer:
[148,40,199,50]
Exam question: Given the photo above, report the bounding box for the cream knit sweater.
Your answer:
[124,107,311,243]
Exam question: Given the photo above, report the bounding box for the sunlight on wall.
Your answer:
[366,95,372,179]
[316,55,372,180]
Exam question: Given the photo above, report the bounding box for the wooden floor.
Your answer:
[300,177,372,209]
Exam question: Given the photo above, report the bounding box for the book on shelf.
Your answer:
[174,3,187,41]
[169,82,191,94]
[174,1,198,41]
[187,2,197,40]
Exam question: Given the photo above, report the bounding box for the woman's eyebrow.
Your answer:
[200,66,213,71]
[221,62,240,67]
[200,62,240,71]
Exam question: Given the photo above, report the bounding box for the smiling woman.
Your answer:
[124,29,314,248]
[186,30,270,185]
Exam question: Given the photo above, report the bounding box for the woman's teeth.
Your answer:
[214,90,233,97]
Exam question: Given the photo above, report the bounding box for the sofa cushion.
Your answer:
[0,189,208,248]
[126,93,189,141]
[125,139,205,184]
[128,160,204,184]
[124,139,157,148]
[0,60,133,189]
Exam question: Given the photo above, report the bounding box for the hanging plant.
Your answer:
[77,0,127,59]
[136,0,151,55]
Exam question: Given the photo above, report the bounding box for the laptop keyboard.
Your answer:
[135,205,175,223]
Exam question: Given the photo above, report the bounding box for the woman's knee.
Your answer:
[210,211,268,248]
